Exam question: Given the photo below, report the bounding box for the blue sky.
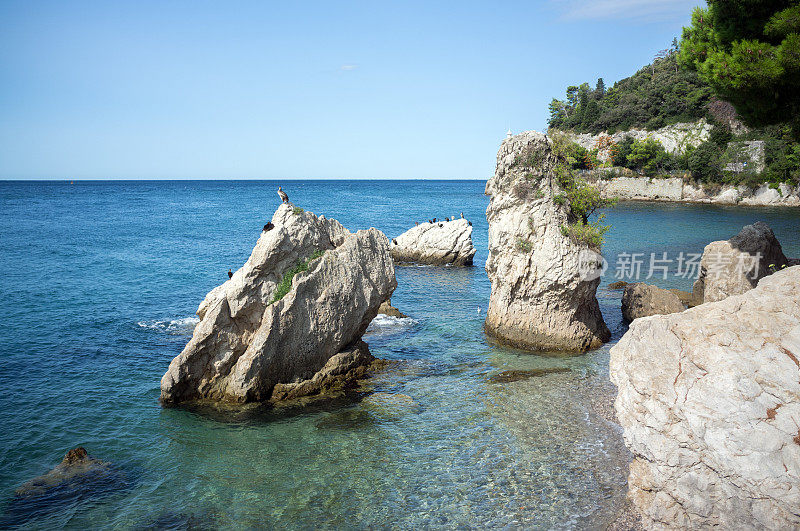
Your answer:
[0,0,702,180]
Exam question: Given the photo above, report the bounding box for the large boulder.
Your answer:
[611,266,800,529]
[693,221,789,303]
[484,131,610,351]
[390,219,476,265]
[621,283,685,322]
[160,204,396,404]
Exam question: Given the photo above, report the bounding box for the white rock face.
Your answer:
[484,131,610,352]
[564,120,712,159]
[390,219,476,266]
[692,221,790,304]
[611,266,800,530]
[160,204,396,404]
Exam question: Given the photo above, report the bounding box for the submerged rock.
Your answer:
[621,283,685,322]
[160,204,396,404]
[484,131,610,352]
[390,219,476,266]
[692,221,789,304]
[4,448,135,528]
[488,367,571,384]
[611,265,800,529]
[608,280,628,290]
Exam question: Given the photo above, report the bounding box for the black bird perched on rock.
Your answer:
[277,186,289,203]
[433,218,437,223]
[460,212,464,219]
[468,221,472,226]
[445,217,450,222]
[415,222,419,226]
[228,269,233,279]
[392,238,398,245]
[263,222,274,231]
[428,219,432,224]
[438,223,443,228]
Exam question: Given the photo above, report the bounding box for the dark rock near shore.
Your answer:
[608,281,628,290]
[621,283,685,322]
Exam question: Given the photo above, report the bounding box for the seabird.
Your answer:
[277,186,289,203]
[468,221,472,226]
[445,217,450,222]
[392,238,398,245]
[433,218,437,223]
[438,223,443,228]
[263,222,274,231]
[228,269,233,279]
[428,219,432,224]
[460,212,464,219]
[415,222,419,226]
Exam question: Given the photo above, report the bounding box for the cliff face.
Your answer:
[160,204,396,404]
[484,131,610,352]
[390,219,476,266]
[611,266,800,529]
[563,120,712,158]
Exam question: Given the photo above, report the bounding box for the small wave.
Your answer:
[365,314,418,336]
[137,317,199,335]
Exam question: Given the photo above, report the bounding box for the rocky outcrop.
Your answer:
[621,283,685,322]
[377,299,407,318]
[610,265,800,529]
[692,221,789,303]
[160,204,396,404]
[484,131,610,352]
[390,219,475,265]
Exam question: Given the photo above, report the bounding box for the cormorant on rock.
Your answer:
[392,238,398,245]
[277,186,289,203]
[468,221,472,226]
[263,221,275,231]
[438,223,443,228]
[460,212,464,219]
[433,218,437,223]
[445,217,450,222]
[228,269,233,279]
[428,219,432,224]
[415,222,419,226]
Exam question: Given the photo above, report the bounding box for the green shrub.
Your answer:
[626,138,670,176]
[293,207,304,215]
[516,238,532,252]
[270,249,325,304]
[688,141,723,182]
[561,215,611,249]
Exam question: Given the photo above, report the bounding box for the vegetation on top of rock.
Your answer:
[678,1,800,138]
[293,206,304,215]
[270,249,326,304]
[548,45,712,134]
[550,133,615,248]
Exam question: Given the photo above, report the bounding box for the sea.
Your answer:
[1,180,798,529]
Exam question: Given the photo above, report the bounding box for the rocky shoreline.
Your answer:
[589,173,800,207]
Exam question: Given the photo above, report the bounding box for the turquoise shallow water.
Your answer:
[1,180,799,529]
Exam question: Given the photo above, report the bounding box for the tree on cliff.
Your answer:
[678,1,800,138]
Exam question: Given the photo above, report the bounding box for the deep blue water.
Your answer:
[1,180,798,529]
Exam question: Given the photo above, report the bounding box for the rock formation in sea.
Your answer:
[692,221,790,303]
[611,265,800,529]
[484,131,610,351]
[621,283,685,322]
[390,219,476,266]
[160,203,396,404]
[377,299,407,318]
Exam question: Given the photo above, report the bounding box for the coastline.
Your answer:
[587,174,800,207]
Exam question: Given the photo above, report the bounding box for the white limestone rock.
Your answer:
[484,131,610,352]
[610,265,800,530]
[160,203,396,404]
[390,219,476,266]
[692,221,789,303]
